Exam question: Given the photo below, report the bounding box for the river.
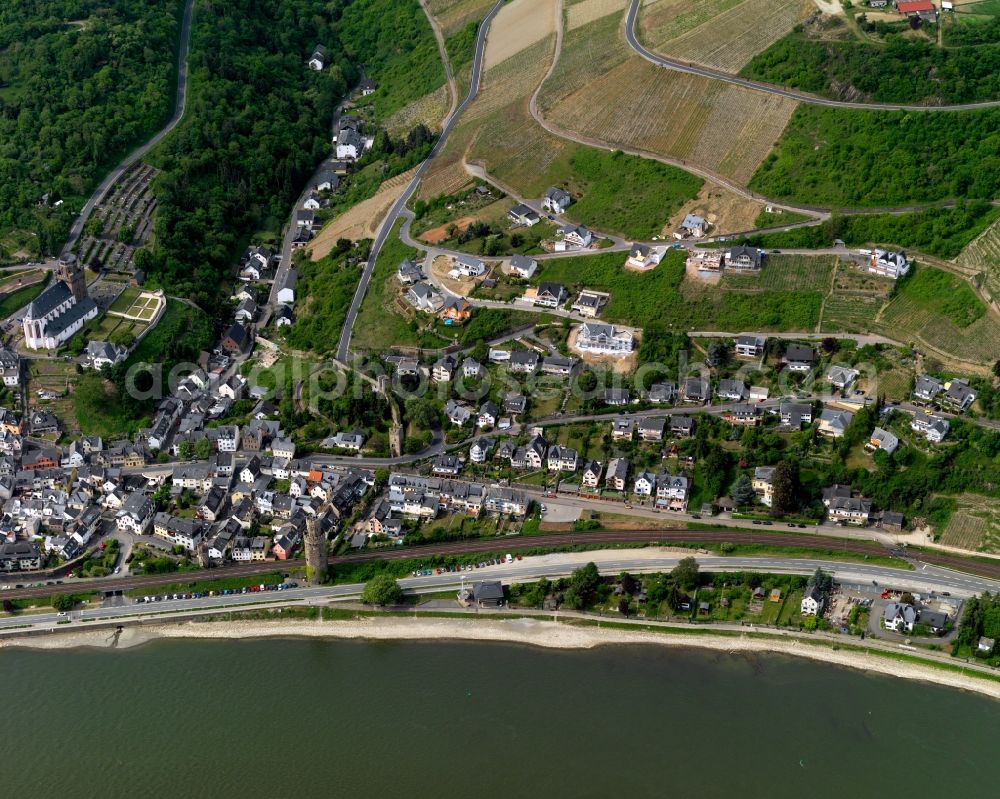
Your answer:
[0,639,994,797]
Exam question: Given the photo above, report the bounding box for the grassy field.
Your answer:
[531,250,821,331]
[722,254,836,294]
[108,286,142,313]
[895,266,985,329]
[640,0,813,73]
[537,10,799,185]
[561,149,703,239]
[0,275,49,318]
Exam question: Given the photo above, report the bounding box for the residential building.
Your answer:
[913,376,944,403]
[800,586,824,616]
[507,205,540,228]
[818,408,854,437]
[508,254,538,279]
[547,445,578,473]
[752,466,774,507]
[655,472,689,511]
[509,350,539,374]
[116,492,155,534]
[469,438,493,464]
[605,458,629,492]
[612,417,633,440]
[397,258,423,286]
[725,404,762,426]
[541,356,576,376]
[504,392,527,414]
[633,470,656,497]
[533,282,567,308]
[638,417,665,442]
[406,282,444,313]
[452,253,486,278]
[780,402,812,428]
[911,411,949,443]
[556,224,592,250]
[686,249,723,272]
[624,243,663,270]
[725,245,764,271]
[581,460,602,489]
[674,213,708,239]
[648,383,676,404]
[308,44,326,70]
[783,345,817,372]
[432,455,462,476]
[542,187,572,214]
[576,322,634,355]
[682,378,710,403]
[883,602,917,633]
[735,335,766,359]
[432,355,457,383]
[604,389,630,406]
[826,494,872,526]
[942,379,977,412]
[717,379,747,401]
[0,347,21,387]
[571,289,608,318]
[444,400,472,427]
[869,249,910,279]
[867,427,899,456]
[669,415,694,437]
[484,487,529,517]
[826,365,859,390]
[478,401,498,429]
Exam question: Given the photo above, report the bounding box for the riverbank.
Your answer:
[4,614,999,699]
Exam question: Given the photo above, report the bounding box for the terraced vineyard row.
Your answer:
[642,0,813,73]
[877,293,1000,365]
[567,0,628,31]
[956,215,1000,300]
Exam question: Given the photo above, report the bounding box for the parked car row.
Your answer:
[411,555,520,577]
[140,582,299,603]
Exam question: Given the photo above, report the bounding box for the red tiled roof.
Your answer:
[897,1,935,12]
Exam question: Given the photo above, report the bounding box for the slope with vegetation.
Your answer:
[0,0,184,259]
[750,106,1000,207]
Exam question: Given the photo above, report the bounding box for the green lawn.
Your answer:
[562,149,703,240]
[0,274,49,317]
[108,286,142,313]
[532,250,821,331]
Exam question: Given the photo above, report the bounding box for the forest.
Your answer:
[141,0,354,306]
[742,32,1000,104]
[0,0,183,258]
[750,106,1000,207]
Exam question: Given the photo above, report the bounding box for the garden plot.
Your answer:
[641,0,814,73]
[939,495,1000,554]
[483,0,557,70]
[106,290,165,322]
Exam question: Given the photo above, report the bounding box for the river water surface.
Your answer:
[0,639,995,797]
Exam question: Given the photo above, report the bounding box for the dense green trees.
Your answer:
[751,107,1000,207]
[144,0,353,305]
[361,574,403,605]
[0,0,183,257]
[743,33,1000,104]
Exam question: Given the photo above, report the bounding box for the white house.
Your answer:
[575,322,633,355]
[277,270,297,305]
[555,224,592,250]
[633,470,656,497]
[542,187,572,214]
[453,254,486,278]
[655,473,688,511]
[508,254,538,279]
[308,45,326,71]
[869,250,910,279]
[883,602,917,633]
[800,586,824,616]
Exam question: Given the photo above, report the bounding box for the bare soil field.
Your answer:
[483,0,558,70]
[419,215,478,244]
[310,167,419,259]
[663,185,762,238]
[640,0,814,73]
[567,0,628,31]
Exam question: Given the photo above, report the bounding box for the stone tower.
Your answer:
[57,253,88,302]
[304,513,328,585]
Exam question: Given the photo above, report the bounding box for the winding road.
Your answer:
[60,0,196,257]
[625,0,1000,113]
[335,0,507,362]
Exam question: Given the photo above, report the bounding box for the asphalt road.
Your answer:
[3,550,995,633]
[60,0,195,256]
[335,0,506,362]
[624,0,1000,113]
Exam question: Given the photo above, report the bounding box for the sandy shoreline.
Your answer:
[4,615,999,699]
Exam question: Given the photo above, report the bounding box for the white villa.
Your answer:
[575,322,633,355]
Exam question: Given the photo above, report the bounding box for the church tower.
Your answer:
[57,253,88,302]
